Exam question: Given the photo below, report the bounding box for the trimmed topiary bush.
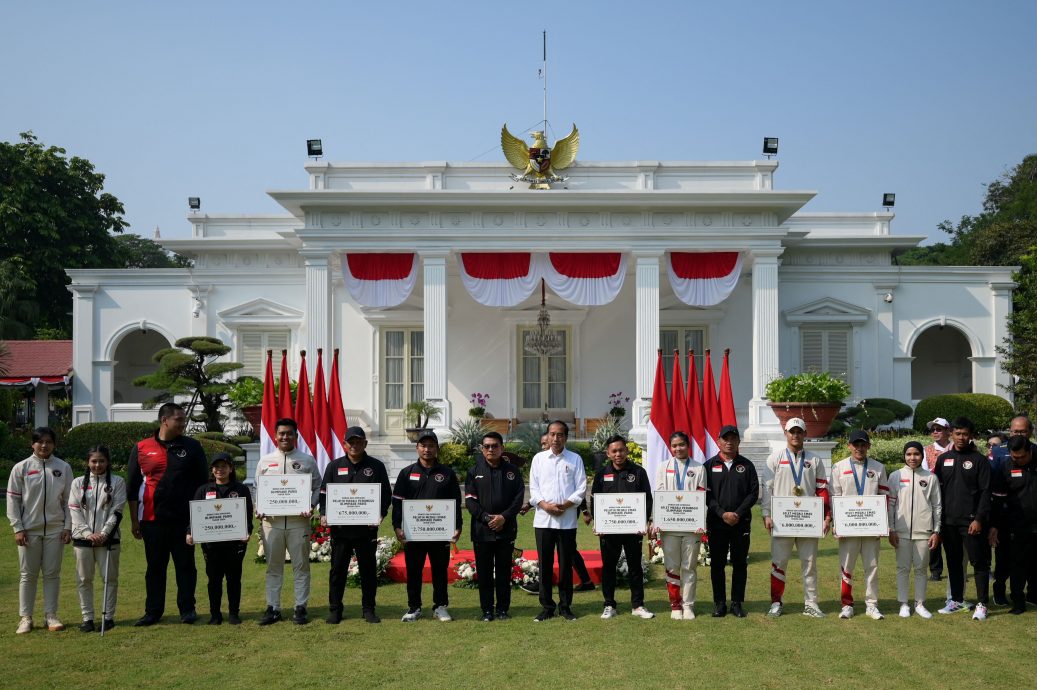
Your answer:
[913,393,1013,434]
[437,442,476,476]
[196,438,244,459]
[62,422,158,470]
[859,398,913,421]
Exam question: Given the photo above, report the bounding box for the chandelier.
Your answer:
[523,279,563,356]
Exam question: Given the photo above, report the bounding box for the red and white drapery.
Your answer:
[667,252,742,307]
[341,253,417,308]
[0,376,69,387]
[456,252,627,307]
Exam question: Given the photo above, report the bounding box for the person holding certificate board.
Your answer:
[761,418,831,619]
[255,418,322,626]
[831,430,890,620]
[652,431,707,620]
[319,426,391,624]
[887,441,942,619]
[589,435,654,619]
[392,430,462,622]
[186,453,253,625]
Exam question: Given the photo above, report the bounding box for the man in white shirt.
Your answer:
[528,421,586,621]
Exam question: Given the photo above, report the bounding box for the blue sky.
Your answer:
[2,1,1035,244]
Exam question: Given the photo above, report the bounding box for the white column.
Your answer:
[68,284,97,425]
[990,280,1016,400]
[95,361,115,422]
[302,251,331,372]
[631,252,661,442]
[34,384,49,428]
[745,248,783,440]
[422,253,451,432]
[873,283,897,399]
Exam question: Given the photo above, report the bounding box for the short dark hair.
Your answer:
[950,416,975,434]
[669,431,690,445]
[157,402,184,422]
[604,434,627,448]
[275,418,298,433]
[32,427,57,444]
[547,420,569,436]
[1010,413,1034,432]
[1007,435,1031,453]
[481,431,504,445]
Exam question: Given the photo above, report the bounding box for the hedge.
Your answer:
[60,422,243,472]
[912,394,1013,434]
[832,433,990,474]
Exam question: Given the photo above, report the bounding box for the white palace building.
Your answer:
[66,154,1015,467]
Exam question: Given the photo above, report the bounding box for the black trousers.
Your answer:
[474,540,514,613]
[929,542,944,577]
[329,530,378,612]
[140,520,197,617]
[1008,530,1037,606]
[202,541,246,615]
[600,534,644,609]
[708,522,751,604]
[572,549,592,583]
[535,527,576,612]
[404,541,450,610]
[992,538,1011,597]
[942,524,990,604]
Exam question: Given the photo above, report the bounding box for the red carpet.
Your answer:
[385,548,604,584]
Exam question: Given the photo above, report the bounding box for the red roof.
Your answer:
[0,340,73,378]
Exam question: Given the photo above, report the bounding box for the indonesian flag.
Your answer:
[702,350,722,456]
[645,350,674,492]
[259,350,278,457]
[311,349,333,474]
[457,252,539,307]
[686,351,709,463]
[294,351,317,460]
[277,350,292,420]
[667,252,743,307]
[541,253,626,306]
[341,253,417,308]
[669,350,692,443]
[719,349,737,427]
[328,349,348,460]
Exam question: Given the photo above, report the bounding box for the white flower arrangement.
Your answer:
[649,537,664,564]
[615,552,651,585]
[453,555,538,589]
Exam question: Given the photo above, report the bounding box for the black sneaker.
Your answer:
[362,609,381,624]
[326,609,342,625]
[520,581,540,595]
[180,610,198,624]
[292,606,309,625]
[134,614,159,627]
[929,573,943,582]
[207,613,222,625]
[495,610,510,621]
[731,602,747,618]
[1010,605,1025,615]
[258,607,282,626]
[575,582,596,592]
[227,613,242,625]
[559,608,577,621]
[533,609,554,622]
[993,592,1010,607]
[712,603,727,618]
[79,620,95,633]
[481,611,495,622]
[100,619,115,631]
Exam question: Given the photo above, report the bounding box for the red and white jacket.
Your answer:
[761,447,831,519]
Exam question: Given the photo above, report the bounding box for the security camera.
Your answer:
[192,307,200,318]
[883,292,893,303]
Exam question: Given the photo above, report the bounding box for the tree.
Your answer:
[0,131,128,331]
[112,234,192,268]
[0,258,38,339]
[133,337,243,432]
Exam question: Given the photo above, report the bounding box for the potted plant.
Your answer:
[590,417,622,470]
[468,392,490,419]
[607,391,631,421]
[404,399,442,442]
[227,376,264,438]
[765,371,851,438]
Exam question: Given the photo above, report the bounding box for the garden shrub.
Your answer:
[62,422,158,470]
[913,394,1013,433]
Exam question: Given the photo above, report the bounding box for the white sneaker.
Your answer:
[839,605,854,619]
[682,605,695,620]
[767,602,783,617]
[45,615,65,632]
[16,616,32,634]
[802,604,826,618]
[631,606,655,619]
[971,603,987,621]
[400,607,422,622]
[432,605,452,622]
[670,609,683,620]
[899,604,911,618]
[865,605,884,620]
[939,600,966,614]
[915,603,933,619]
[600,606,618,619]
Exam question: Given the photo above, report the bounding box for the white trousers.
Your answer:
[838,537,880,607]
[262,522,311,608]
[895,538,928,604]
[771,536,819,606]
[661,532,700,608]
[18,534,65,618]
[74,544,121,621]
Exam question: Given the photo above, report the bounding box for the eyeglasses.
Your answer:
[481,444,502,450]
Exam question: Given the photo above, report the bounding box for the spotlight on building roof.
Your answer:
[307,139,323,159]
[188,197,201,212]
[762,137,779,158]
[882,193,896,209]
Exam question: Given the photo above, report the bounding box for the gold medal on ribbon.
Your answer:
[793,486,804,496]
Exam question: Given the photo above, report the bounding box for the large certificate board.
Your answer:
[325,483,382,526]
[189,497,248,543]
[593,493,648,534]
[833,495,889,537]
[256,474,311,516]
[402,499,456,541]
[653,490,706,532]
[770,496,824,538]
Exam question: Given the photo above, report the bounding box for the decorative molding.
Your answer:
[783,250,891,266]
[217,298,304,326]
[784,297,871,324]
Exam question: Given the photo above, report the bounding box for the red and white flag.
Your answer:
[719,348,738,427]
[457,252,539,307]
[294,351,317,460]
[669,349,691,442]
[260,350,278,457]
[667,252,742,307]
[328,349,348,460]
[686,351,708,463]
[645,350,674,492]
[277,350,292,420]
[341,253,418,308]
[541,253,627,306]
[312,349,333,474]
[702,350,722,457]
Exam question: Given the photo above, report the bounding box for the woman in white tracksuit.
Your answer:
[887,440,942,619]
[69,445,127,632]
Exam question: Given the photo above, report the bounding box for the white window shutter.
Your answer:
[827,330,850,382]
[801,330,823,372]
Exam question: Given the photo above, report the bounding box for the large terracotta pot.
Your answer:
[767,402,842,438]
[481,418,511,436]
[241,405,262,439]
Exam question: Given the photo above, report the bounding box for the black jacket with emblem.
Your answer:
[934,444,991,527]
[704,454,759,527]
[589,461,653,525]
[319,453,392,538]
[464,457,525,542]
[992,459,1037,533]
[391,461,462,531]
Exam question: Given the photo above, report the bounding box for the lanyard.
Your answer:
[672,457,691,491]
[785,449,804,489]
[851,459,868,496]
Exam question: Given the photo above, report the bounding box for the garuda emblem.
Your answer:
[501,124,580,189]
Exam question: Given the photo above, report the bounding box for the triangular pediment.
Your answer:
[784,297,870,324]
[218,298,304,324]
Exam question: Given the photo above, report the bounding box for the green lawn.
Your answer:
[1,510,1032,689]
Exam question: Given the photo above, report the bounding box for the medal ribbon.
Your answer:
[785,449,804,491]
[672,457,691,491]
[851,458,867,496]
